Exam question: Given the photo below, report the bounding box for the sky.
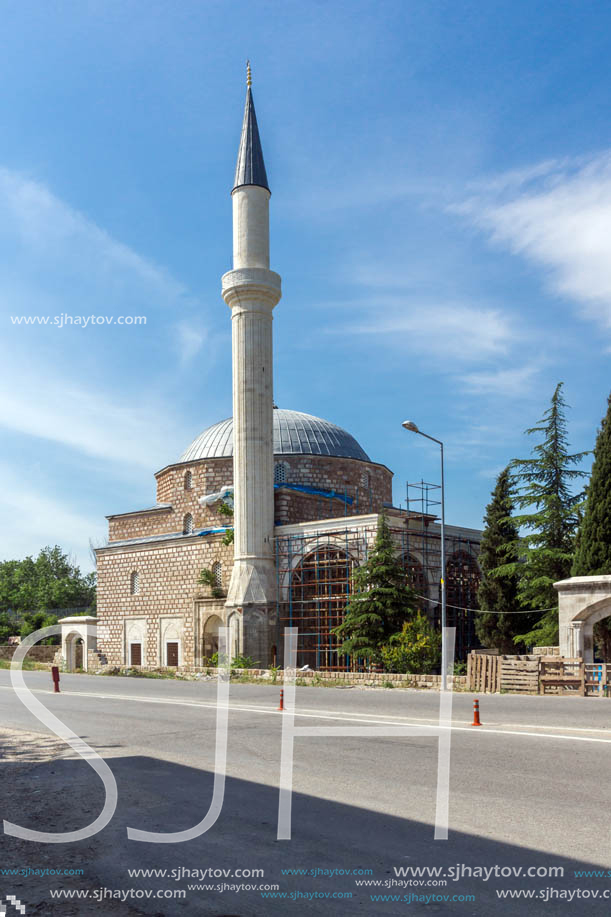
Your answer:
[1,0,610,571]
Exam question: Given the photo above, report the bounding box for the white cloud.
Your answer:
[0,167,188,303]
[459,364,541,396]
[0,463,104,571]
[460,151,611,331]
[175,319,208,365]
[348,302,515,363]
[0,358,184,470]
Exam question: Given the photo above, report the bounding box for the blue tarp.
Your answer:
[274,482,354,505]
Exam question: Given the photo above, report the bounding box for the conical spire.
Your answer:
[232,63,270,193]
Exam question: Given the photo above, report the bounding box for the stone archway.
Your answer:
[555,575,611,661]
[59,616,98,672]
[203,614,224,661]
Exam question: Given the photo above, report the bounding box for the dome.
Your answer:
[179,409,371,463]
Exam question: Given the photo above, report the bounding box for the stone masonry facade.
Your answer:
[98,452,393,668]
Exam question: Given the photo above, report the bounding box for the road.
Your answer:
[1,670,611,915]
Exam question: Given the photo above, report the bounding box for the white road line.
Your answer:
[2,684,611,744]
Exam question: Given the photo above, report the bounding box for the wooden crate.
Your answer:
[467,652,501,693]
[500,655,540,694]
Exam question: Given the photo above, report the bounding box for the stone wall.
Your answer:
[0,645,57,662]
[96,534,234,667]
[108,454,392,544]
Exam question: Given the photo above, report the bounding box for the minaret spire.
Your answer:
[233,62,269,193]
[222,69,281,664]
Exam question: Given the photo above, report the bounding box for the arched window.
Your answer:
[401,554,427,609]
[445,550,481,660]
[212,561,222,588]
[184,470,192,491]
[289,546,353,670]
[130,571,140,595]
[183,513,194,535]
[274,461,289,484]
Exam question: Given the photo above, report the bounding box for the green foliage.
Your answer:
[207,652,258,669]
[216,501,235,545]
[572,393,611,657]
[475,467,529,653]
[0,547,95,644]
[0,546,95,616]
[333,514,417,664]
[379,615,441,674]
[506,384,589,647]
[198,568,215,586]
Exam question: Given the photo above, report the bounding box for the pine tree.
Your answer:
[572,393,611,657]
[508,383,588,647]
[333,514,416,663]
[475,467,527,653]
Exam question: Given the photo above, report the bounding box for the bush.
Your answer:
[380,615,441,674]
[206,652,258,669]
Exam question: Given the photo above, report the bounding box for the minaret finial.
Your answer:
[246,60,252,88]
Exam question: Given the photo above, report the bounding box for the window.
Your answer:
[212,561,222,588]
[184,470,193,491]
[130,571,140,595]
[360,471,370,489]
[183,513,194,535]
[274,461,288,484]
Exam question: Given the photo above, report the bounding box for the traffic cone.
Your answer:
[277,689,284,712]
[472,698,482,726]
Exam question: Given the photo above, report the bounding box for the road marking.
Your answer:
[2,684,611,744]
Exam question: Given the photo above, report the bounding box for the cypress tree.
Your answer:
[475,467,525,653]
[508,383,588,647]
[572,393,611,656]
[333,514,416,663]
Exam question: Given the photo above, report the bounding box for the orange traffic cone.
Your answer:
[472,698,482,726]
[278,689,285,712]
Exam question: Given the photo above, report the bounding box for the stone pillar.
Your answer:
[222,118,281,665]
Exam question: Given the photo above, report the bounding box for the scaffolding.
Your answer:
[275,485,481,670]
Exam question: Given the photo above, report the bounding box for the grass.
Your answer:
[0,658,50,671]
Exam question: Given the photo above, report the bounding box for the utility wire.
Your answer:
[411,592,556,615]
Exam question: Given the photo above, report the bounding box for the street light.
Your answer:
[402,420,448,691]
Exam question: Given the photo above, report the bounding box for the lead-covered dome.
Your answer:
[179,409,370,463]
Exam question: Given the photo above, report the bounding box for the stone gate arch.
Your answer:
[555,575,611,661]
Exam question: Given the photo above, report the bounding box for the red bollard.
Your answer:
[472,698,481,726]
[51,666,60,694]
[277,688,284,712]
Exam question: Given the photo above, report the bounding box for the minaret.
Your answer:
[222,63,281,662]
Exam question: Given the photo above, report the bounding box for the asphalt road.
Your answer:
[2,670,611,916]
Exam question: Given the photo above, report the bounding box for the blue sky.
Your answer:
[1,0,609,571]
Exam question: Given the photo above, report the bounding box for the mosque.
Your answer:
[93,70,482,672]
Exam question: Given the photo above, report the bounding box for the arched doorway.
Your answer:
[203,614,224,661]
[290,546,353,669]
[556,576,611,661]
[64,633,84,672]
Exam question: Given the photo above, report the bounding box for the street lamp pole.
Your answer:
[402,421,448,691]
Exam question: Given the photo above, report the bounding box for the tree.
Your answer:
[333,514,416,663]
[380,615,441,674]
[475,467,529,653]
[572,393,611,657]
[0,546,95,620]
[507,384,589,647]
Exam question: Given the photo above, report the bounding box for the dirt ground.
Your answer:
[0,727,148,916]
